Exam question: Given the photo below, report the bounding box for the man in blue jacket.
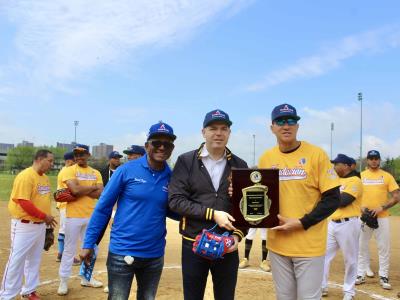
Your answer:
[81,121,177,300]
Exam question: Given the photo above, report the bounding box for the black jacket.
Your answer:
[168,143,248,241]
[100,165,114,187]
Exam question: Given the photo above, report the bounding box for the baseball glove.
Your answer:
[361,209,379,229]
[192,226,235,260]
[43,228,54,251]
[54,188,77,202]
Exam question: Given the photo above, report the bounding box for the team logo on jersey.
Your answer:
[133,178,147,184]
[37,184,51,195]
[327,167,338,180]
[279,168,307,181]
[298,158,306,165]
[280,105,294,113]
[362,176,384,185]
[162,185,168,192]
[212,110,226,119]
[76,172,98,181]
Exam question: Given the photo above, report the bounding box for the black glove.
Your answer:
[360,209,379,229]
[44,228,55,251]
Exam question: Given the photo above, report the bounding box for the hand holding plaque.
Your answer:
[231,169,279,228]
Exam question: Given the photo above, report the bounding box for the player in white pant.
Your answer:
[322,154,363,300]
[238,228,270,272]
[356,150,400,290]
[0,150,57,300]
[57,144,104,296]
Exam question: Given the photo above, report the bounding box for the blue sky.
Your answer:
[1,0,400,164]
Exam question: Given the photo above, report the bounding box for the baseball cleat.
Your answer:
[22,291,41,300]
[259,260,271,272]
[355,275,365,285]
[366,268,374,278]
[238,258,249,269]
[379,277,392,290]
[104,286,109,293]
[343,294,354,300]
[72,257,81,266]
[321,287,328,297]
[56,253,62,262]
[57,278,68,296]
[81,277,103,288]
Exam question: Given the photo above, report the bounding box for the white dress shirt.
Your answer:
[200,146,227,192]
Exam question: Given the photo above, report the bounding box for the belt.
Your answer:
[332,217,351,223]
[20,219,44,224]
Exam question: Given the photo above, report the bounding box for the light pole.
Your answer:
[74,121,79,144]
[252,134,256,167]
[330,122,334,159]
[358,92,363,172]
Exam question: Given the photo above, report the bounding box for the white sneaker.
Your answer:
[379,277,392,290]
[343,293,354,300]
[366,268,374,278]
[57,277,68,296]
[355,275,365,285]
[104,286,109,293]
[238,258,249,269]
[81,277,103,288]
[322,287,328,297]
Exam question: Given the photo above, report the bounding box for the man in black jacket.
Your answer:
[100,151,123,186]
[169,109,248,300]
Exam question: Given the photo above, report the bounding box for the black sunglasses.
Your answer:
[149,140,175,150]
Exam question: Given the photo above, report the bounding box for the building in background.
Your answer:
[56,142,77,152]
[17,140,34,147]
[0,143,15,169]
[92,143,113,159]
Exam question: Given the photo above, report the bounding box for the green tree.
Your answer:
[5,146,36,171]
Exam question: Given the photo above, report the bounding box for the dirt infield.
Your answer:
[0,201,399,299]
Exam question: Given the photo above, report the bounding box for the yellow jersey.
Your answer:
[259,141,340,257]
[361,168,399,218]
[8,167,52,222]
[62,164,102,218]
[330,174,362,220]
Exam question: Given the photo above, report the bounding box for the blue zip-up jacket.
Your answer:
[83,155,171,258]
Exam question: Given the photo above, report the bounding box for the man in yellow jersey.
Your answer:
[321,154,362,300]
[56,151,80,265]
[57,144,104,296]
[258,103,340,300]
[356,150,400,290]
[0,149,57,300]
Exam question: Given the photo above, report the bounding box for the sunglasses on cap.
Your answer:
[148,140,175,150]
[274,118,298,126]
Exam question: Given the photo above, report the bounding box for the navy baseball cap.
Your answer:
[73,144,90,154]
[63,151,74,160]
[331,154,353,166]
[271,103,301,122]
[367,150,381,159]
[349,157,357,165]
[108,151,123,159]
[147,121,176,141]
[203,109,232,128]
[123,145,146,155]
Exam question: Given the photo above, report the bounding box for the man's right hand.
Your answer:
[213,210,236,231]
[44,215,57,228]
[80,248,94,266]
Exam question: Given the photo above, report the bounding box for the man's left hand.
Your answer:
[271,214,303,231]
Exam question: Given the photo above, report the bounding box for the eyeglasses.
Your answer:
[274,118,298,126]
[149,140,175,150]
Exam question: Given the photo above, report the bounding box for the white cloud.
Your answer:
[2,0,252,91]
[246,25,400,91]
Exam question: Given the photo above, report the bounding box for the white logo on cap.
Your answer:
[158,124,169,132]
[212,110,226,119]
[280,105,294,113]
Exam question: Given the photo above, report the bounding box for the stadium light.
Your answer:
[330,122,334,159]
[74,120,79,144]
[358,92,363,172]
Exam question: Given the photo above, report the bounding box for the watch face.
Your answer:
[250,171,262,184]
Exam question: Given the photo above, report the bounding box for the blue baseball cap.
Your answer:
[203,109,232,128]
[73,144,90,154]
[147,121,176,141]
[63,151,74,161]
[123,145,146,155]
[331,154,353,166]
[271,103,301,122]
[349,157,357,165]
[108,151,123,159]
[367,150,381,159]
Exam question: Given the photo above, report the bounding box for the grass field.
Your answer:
[0,173,399,216]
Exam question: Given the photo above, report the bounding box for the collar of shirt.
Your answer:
[139,154,171,178]
[199,146,226,162]
[200,146,227,191]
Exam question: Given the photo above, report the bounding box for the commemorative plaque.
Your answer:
[231,169,279,228]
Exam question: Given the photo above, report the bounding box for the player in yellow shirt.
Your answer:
[321,154,363,300]
[0,149,57,300]
[258,104,340,300]
[356,150,400,290]
[57,144,104,296]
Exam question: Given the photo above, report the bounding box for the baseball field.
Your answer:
[0,174,399,299]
